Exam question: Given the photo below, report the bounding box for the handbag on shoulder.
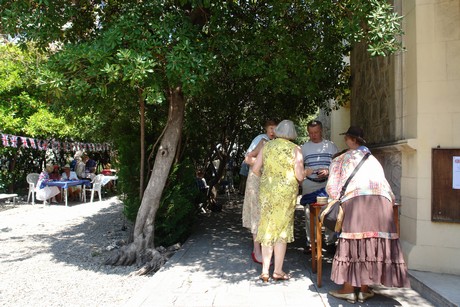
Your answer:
[319,152,371,232]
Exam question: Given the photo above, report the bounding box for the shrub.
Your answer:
[154,158,199,247]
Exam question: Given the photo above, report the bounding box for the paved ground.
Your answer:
[125,194,435,307]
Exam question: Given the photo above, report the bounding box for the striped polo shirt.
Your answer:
[301,139,338,195]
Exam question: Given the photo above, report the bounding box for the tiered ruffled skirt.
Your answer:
[331,195,410,288]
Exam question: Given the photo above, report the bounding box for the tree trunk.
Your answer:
[139,88,145,200]
[106,86,185,274]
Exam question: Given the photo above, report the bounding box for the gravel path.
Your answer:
[0,197,149,306]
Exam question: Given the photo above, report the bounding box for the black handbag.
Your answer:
[319,152,370,232]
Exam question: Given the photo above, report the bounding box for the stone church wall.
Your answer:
[350,42,402,201]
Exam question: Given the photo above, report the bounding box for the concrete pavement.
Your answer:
[125,194,452,307]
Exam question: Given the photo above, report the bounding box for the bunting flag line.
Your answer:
[1,134,9,147]
[21,137,29,148]
[29,138,36,149]
[10,136,18,148]
[0,132,111,153]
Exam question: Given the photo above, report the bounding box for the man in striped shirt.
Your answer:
[301,120,338,251]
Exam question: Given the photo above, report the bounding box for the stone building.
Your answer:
[330,0,460,275]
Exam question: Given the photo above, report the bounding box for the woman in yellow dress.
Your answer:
[252,120,306,282]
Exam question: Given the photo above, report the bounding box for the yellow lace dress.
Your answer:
[256,138,299,246]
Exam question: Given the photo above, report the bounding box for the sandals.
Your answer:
[259,273,269,283]
[272,272,290,281]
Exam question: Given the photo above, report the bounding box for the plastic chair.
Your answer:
[86,174,104,203]
[26,173,40,205]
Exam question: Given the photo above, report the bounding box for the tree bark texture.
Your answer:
[106,87,185,272]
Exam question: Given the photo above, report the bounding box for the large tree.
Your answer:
[0,0,403,273]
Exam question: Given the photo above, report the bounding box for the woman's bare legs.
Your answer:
[273,242,287,275]
[253,234,262,262]
[261,245,274,275]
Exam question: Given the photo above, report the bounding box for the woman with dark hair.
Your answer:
[327,126,409,303]
[252,120,305,282]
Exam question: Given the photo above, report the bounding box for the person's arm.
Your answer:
[252,147,264,177]
[326,156,343,200]
[294,146,306,182]
[244,139,267,166]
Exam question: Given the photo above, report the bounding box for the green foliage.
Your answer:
[0,147,44,193]
[114,121,141,222]
[325,0,404,56]
[0,0,405,233]
[0,44,78,193]
[155,159,198,247]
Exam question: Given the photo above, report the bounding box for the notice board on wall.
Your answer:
[432,148,460,223]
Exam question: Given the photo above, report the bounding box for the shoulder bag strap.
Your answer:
[338,152,371,199]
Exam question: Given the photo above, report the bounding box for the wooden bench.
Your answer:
[0,193,19,205]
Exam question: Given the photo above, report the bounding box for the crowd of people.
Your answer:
[241,119,409,303]
[35,152,115,204]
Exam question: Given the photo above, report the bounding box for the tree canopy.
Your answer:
[0,0,404,272]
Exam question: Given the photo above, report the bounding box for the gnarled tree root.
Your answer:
[105,242,182,276]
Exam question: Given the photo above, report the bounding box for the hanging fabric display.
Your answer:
[0,132,111,152]
[29,138,36,149]
[10,135,18,148]
[1,134,9,147]
[21,137,29,148]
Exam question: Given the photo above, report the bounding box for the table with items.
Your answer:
[101,175,118,187]
[44,180,91,207]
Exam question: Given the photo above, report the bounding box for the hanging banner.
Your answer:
[0,132,111,152]
[1,134,9,147]
[29,138,36,149]
[10,135,18,148]
[21,137,29,148]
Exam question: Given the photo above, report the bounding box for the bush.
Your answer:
[154,158,199,247]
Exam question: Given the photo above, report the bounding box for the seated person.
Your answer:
[36,165,61,204]
[49,165,61,181]
[101,163,115,191]
[61,164,80,201]
[82,154,97,180]
[101,163,113,175]
[48,165,62,202]
[61,164,78,180]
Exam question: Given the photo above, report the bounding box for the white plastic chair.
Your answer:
[26,173,40,205]
[86,174,104,203]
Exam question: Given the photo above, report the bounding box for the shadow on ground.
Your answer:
[30,201,134,275]
[154,193,423,306]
